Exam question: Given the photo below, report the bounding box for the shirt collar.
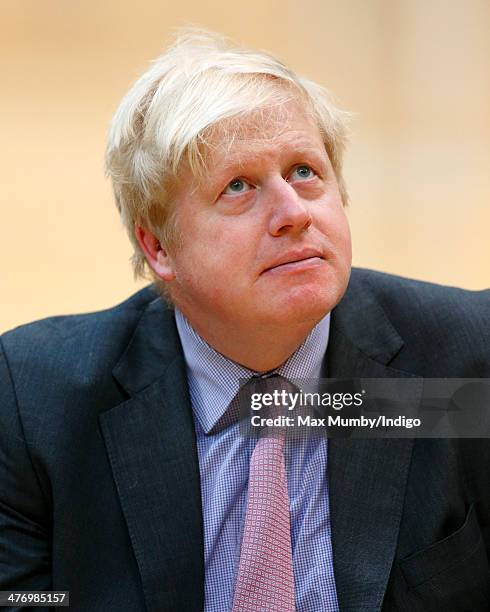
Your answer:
[175,309,330,434]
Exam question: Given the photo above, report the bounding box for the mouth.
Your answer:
[262,249,325,274]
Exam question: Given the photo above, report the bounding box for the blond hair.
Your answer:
[105,29,350,281]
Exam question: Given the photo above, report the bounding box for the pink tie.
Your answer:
[232,377,295,612]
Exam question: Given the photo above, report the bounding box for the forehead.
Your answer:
[201,101,326,171]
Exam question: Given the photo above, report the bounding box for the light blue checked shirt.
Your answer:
[175,309,339,612]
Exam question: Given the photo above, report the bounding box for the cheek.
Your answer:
[317,203,352,258]
[201,220,258,266]
[174,222,252,288]
[338,214,352,261]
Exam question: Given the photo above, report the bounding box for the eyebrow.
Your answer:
[218,142,329,174]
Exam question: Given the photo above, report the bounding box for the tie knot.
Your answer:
[246,374,298,439]
[209,374,299,436]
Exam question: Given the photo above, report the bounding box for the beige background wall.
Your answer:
[2,0,489,333]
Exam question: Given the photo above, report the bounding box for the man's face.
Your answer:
[165,101,352,332]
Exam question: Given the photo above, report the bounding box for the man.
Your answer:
[1,31,489,612]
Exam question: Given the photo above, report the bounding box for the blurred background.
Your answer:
[1,0,489,333]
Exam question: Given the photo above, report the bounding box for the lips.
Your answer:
[262,248,325,273]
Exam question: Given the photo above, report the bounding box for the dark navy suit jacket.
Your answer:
[1,268,490,611]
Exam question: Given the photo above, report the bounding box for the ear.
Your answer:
[134,224,176,282]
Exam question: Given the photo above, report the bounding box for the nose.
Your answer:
[266,178,312,237]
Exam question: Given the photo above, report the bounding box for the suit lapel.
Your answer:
[326,271,418,612]
[99,298,204,612]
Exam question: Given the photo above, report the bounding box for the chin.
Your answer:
[264,283,340,328]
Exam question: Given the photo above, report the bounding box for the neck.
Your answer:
[178,311,319,372]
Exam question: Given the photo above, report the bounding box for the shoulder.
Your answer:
[349,267,489,323]
[346,268,490,375]
[0,285,162,402]
[1,284,159,356]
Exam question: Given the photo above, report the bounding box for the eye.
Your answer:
[222,178,253,195]
[289,164,316,181]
